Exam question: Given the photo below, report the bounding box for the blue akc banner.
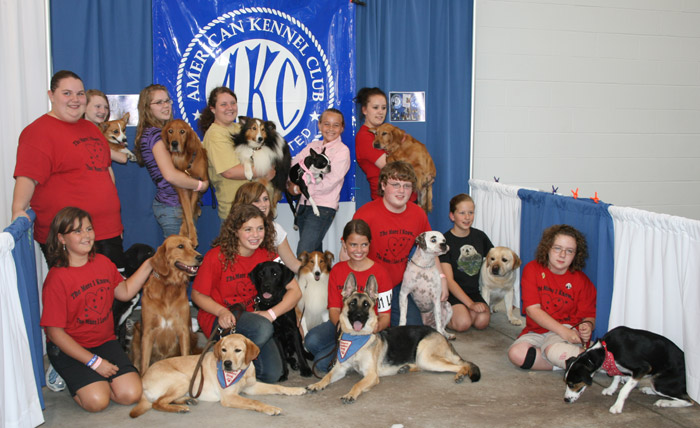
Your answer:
[153,0,356,201]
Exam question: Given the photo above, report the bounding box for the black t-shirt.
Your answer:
[439,228,494,299]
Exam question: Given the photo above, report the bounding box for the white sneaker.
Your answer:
[45,364,66,392]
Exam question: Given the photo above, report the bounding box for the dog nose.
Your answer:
[224,360,233,370]
[171,141,179,150]
[564,397,573,403]
[196,255,203,262]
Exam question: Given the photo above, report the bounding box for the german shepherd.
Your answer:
[306,273,480,403]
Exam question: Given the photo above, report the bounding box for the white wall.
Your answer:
[472,0,700,220]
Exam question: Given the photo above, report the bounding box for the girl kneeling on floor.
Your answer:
[40,207,152,412]
[191,204,302,383]
[508,224,596,370]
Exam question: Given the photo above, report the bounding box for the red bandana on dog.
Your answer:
[338,333,371,362]
[217,361,247,388]
[601,341,623,376]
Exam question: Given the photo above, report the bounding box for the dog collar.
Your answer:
[409,258,435,269]
[337,333,371,362]
[217,360,247,388]
[600,341,623,376]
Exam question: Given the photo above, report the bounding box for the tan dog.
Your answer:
[371,123,437,212]
[99,112,136,161]
[479,246,522,325]
[130,235,203,374]
[162,119,208,247]
[296,250,333,337]
[129,334,307,417]
[307,273,480,403]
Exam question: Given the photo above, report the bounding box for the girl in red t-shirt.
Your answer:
[40,207,152,412]
[191,204,302,383]
[354,87,388,200]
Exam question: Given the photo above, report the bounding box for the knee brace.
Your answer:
[545,342,581,369]
[520,347,536,369]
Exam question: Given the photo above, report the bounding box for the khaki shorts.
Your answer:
[510,325,581,366]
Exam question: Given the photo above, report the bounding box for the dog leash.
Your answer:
[310,322,341,379]
[188,305,244,398]
[573,320,594,349]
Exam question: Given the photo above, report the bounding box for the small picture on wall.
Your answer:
[389,91,425,122]
[107,94,140,126]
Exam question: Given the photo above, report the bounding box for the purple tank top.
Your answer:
[140,126,179,206]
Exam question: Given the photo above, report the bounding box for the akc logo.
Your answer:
[175,7,335,149]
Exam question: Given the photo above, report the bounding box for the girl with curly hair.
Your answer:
[191,204,301,383]
[508,224,597,371]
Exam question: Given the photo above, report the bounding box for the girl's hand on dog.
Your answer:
[560,327,582,344]
[577,322,593,343]
[217,308,237,329]
[96,359,119,378]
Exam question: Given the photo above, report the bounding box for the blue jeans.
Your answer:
[234,312,283,383]
[390,282,424,327]
[304,320,337,373]
[152,199,183,238]
[295,205,336,255]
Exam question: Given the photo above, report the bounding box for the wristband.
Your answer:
[91,357,103,371]
[267,309,277,321]
[86,354,98,367]
[439,273,446,278]
[196,180,203,192]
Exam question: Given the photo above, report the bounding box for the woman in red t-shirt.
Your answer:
[508,225,597,371]
[40,207,152,412]
[354,87,388,200]
[192,204,301,383]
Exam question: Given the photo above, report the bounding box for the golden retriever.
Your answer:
[371,123,437,212]
[162,119,208,247]
[130,235,203,374]
[479,246,522,325]
[129,334,307,417]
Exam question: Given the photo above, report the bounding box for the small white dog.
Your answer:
[297,250,333,337]
[399,231,453,339]
[479,246,522,325]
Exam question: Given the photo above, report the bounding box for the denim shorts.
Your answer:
[152,199,183,238]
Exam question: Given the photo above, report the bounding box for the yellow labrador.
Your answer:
[130,334,306,417]
[479,247,522,325]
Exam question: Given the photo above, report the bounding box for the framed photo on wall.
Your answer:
[389,91,425,122]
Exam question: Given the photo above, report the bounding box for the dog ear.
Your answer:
[213,338,223,361]
[185,124,200,148]
[369,127,377,135]
[392,125,405,142]
[151,241,171,278]
[511,250,522,269]
[298,251,309,267]
[238,116,248,128]
[310,148,318,157]
[248,263,262,284]
[122,112,130,123]
[280,263,295,287]
[565,356,577,371]
[365,275,379,301]
[415,232,427,250]
[342,273,358,298]
[323,250,335,267]
[244,337,260,365]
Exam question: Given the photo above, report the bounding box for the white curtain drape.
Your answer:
[608,206,700,402]
[468,179,527,305]
[0,232,44,428]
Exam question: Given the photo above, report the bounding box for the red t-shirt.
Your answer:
[353,199,431,287]
[519,260,597,336]
[327,261,393,314]
[192,246,278,336]
[41,254,124,348]
[355,124,385,200]
[14,114,123,243]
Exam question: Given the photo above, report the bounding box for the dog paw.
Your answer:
[300,367,313,378]
[263,406,283,416]
[184,398,198,406]
[444,332,456,341]
[341,395,356,404]
[287,387,308,396]
[601,387,616,396]
[177,407,190,414]
[609,403,623,414]
[454,374,465,384]
[306,384,323,393]
[509,318,523,326]
[398,365,411,374]
[641,387,655,395]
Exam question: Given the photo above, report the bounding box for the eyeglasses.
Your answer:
[551,246,575,256]
[151,98,173,106]
[386,181,413,191]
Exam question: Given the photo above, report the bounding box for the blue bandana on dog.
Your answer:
[337,333,371,362]
[217,360,247,388]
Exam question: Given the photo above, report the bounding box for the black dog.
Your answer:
[286,147,331,229]
[113,243,155,350]
[249,261,313,380]
[564,326,692,414]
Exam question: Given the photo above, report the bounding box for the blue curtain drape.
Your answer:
[518,190,615,340]
[5,210,44,409]
[50,0,221,253]
[355,0,474,233]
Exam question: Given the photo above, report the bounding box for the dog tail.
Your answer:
[466,362,481,382]
[129,395,152,418]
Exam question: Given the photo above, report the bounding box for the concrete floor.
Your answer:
[40,314,699,428]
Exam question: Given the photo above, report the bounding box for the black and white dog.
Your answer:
[564,326,692,414]
[286,147,331,229]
